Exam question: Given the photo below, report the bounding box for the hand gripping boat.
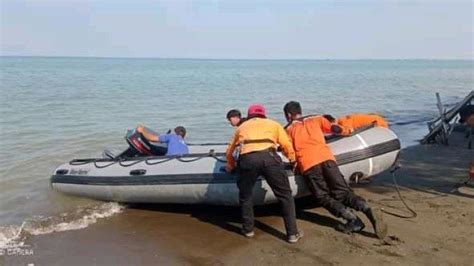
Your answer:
[51,126,400,205]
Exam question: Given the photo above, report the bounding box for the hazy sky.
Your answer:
[1,0,472,59]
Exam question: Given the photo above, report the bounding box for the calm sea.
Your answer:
[0,57,472,246]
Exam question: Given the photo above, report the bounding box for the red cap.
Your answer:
[247,104,266,117]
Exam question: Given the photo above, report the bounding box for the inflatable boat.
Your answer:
[51,126,400,205]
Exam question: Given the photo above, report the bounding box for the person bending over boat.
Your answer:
[283,101,388,239]
[337,113,388,133]
[226,109,246,127]
[137,125,189,156]
[226,104,302,243]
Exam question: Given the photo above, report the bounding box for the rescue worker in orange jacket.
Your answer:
[283,101,387,239]
[226,104,302,243]
[336,113,389,133]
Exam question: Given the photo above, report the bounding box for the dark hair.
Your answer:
[283,101,302,116]
[226,109,242,120]
[322,114,336,123]
[174,126,186,138]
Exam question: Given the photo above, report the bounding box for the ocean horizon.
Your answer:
[2,55,473,61]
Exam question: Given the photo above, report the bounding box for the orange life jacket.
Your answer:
[337,113,388,132]
[226,117,295,170]
[286,116,338,173]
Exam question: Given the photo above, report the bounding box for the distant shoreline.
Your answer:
[1,55,473,61]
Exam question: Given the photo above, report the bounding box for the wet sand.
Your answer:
[2,138,473,265]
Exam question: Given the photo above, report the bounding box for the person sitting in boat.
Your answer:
[226,109,246,127]
[283,101,388,239]
[137,125,189,156]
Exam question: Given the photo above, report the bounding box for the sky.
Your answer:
[1,0,473,59]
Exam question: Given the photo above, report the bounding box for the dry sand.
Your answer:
[2,138,473,266]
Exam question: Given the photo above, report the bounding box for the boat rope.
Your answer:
[187,142,228,146]
[119,159,146,167]
[176,157,204,163]
[379,167,417,219]
[449,175,473,193]
[145,157,175,165]
[93,161,118,169]
[69,150,228,169]
[210,155,227,163]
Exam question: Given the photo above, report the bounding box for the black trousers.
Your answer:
[237,150,298,235]
[303,160,369,219]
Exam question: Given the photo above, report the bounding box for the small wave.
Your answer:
[0,202,123,249]
[385,110,439,127]
[390,119,429,126]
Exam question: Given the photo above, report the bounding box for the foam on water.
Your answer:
[0,202,123,249]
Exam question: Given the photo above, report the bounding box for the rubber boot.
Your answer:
[335,208,365,234]
[363,207,388,239]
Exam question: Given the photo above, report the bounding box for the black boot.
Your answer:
[363,207,388,239]
[336,208,365,234]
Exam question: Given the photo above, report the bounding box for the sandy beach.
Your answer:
[2,135,473,266]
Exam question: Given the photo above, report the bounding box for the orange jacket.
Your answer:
[337,113,388,132]
[286,116,342,173]
[226,117,296,170]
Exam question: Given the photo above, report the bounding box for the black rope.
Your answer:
[211,155,227,163]
[69,150,228,169]
[70,159,96,165]
[187,142,228,146]
[449,175,473,192]
[145,157,174,165]
[380,169,417,219]
[93,161,118,169]
[119,159,146,167]
[176,157,204,163]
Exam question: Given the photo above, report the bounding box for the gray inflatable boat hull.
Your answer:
[51,127,400,205]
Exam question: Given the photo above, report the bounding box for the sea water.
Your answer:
[0,57,472,246]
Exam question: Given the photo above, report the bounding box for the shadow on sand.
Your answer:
[128,197,349,241]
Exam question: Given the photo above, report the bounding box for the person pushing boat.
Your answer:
[226,104,302,243]
[283,101,388,239]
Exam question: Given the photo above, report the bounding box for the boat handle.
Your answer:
[55,169,69,175]
[130,169,147,175]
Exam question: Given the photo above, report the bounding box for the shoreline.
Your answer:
[2,139,473,265]
[2,55,473,61]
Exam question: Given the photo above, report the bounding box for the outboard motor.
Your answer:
[104,129,168,159]
[125,129,168,156]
